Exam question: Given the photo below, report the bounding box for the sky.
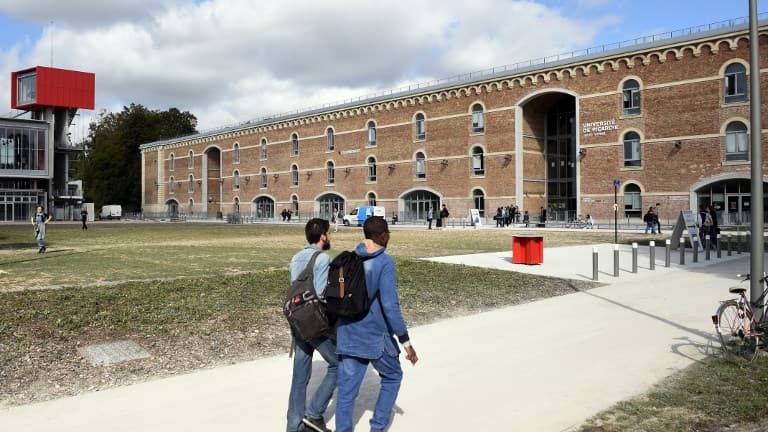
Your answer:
[0,0,765,142]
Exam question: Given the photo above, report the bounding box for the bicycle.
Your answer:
[712,273,768,361]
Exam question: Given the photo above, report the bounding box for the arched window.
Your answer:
[169,153,175,171]
[724,63,747,104]
[473,189,485,217]
[415,113,426,140]
[367,192,377,206]
[623,131,641,167]
[169,176,175,193]
[326,128,335,151]
[471,104,484,133]
[367,121,377,147]
[367,157,377,182]
[188,150,194,169]
[327,161,335,184]
[188,174,194,193]
[472,146,485,176]
[623,183,642,218]
[291,164,299,186]
[260,167,267,188]
[233,143,240,163]
[622,79,641,115]
[260,138,268,159]
[415,152,426,179]
[233,170,240,190]
[291,133,299,156]
[725,121,748,161]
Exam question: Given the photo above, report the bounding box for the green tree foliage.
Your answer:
[79,104,197,210]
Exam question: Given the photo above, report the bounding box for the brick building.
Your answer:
[140,19,768,226]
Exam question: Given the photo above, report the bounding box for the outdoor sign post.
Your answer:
[613,179,620,245]
[749,0,764,318]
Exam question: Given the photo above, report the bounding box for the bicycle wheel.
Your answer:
[716,300,760,361]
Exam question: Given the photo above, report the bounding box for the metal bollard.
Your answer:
[693,240,699,263]
[705,235,711,261]
[649,241,656,270]
[665,239,671,267]
[737,231,742,254]
[727,234,732,256]
[746,233,751,254]
[632,242,638,273]
[679,237,685,265]
[716,234,721,258]
[614,244,620,277]
[593,247,599,281]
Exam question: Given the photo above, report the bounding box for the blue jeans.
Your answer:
[644,221,656,234]
[335,347,403,432]
[287,335,339,432]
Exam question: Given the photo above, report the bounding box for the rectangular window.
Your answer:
[623,89,640,115]
[16,72,36,105]
[623,139,641,167]
[416,119,425,140]
[726,132,748,161]
[725,73,747,103]
[416,159,426,178]
[0,125,48,174]
[472,112,484,133]
[368,164,376,182]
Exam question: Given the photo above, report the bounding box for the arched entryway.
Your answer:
[516,90,579,221]
[316,193,345,221]
[202,146,222,217]
[252,195,275,219]
[693,176,768,226]
[165,198,180,219]
[400,189,440,221]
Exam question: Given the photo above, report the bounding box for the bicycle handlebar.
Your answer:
[736,273,768,283]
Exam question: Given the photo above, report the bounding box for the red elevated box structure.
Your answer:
[11,66,95,111]
[512,234,544,265]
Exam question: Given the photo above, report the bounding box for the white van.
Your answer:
[99,205,122,220]
[343,206,385,226]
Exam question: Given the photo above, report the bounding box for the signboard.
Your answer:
[670,210,702,249]
[582,119,619,137]
[339,149,361,155]
[469,209,482,227]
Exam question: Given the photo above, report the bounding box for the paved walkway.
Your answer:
[0,244,760,431]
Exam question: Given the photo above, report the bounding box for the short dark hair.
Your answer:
[363,216,389,242]
[305,218,330,244]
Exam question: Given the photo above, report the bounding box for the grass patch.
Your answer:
[579,356,768,432]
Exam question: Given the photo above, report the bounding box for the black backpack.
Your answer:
[325,251,374,320]
[283,251,332,341]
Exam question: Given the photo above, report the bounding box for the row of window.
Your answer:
[621,120,749,167]
[166,106,483,170]
[167,147,490,193]
[621,62,748,116]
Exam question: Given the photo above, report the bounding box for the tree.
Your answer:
[78,104,197,210]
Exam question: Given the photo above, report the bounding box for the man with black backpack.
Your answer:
[286,218,337,432]
[335,217,418,432]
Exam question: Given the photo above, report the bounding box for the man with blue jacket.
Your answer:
[335,217,418,432]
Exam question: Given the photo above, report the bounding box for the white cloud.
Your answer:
[0,0,177,27]
[0,0,613,134]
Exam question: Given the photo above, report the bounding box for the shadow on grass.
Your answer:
[0,248,94,265]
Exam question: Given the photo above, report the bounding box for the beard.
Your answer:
[322,240,331,251]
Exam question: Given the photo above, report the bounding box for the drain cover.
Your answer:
[78,340,151,366]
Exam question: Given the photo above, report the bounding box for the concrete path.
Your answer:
[0,245,759,431]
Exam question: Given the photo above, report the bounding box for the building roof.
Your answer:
[140,15,767,151]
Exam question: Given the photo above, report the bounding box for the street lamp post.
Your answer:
[749,0,764,318]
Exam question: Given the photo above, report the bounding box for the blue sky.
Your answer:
[0,0,765,137]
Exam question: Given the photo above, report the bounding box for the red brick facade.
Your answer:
[141,25,768,224]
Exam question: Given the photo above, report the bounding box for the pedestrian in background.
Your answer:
[31,205,52,254]
[81,207,88,230]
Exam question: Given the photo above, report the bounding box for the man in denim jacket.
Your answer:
[335,217,418,432]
